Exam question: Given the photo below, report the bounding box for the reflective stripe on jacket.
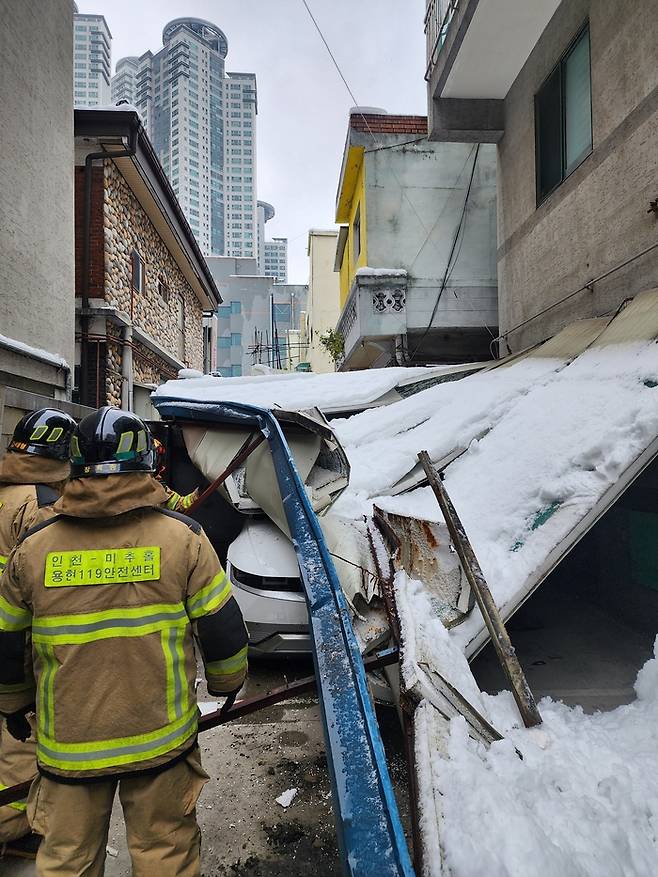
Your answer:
[0,473,248,780]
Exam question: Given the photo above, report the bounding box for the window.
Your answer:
[353,204,361,261]
[131,250,144,293]
[273,303,291,323]
[157,277,169,302]
[218,305,231,318]
[231,333,241,346]
[218,336,231,348]
[231,300,241,315]
[231,365,242,377]
[535,25,592,204]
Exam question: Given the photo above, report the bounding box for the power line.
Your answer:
[299,0,495,360]
[408,142,484,360]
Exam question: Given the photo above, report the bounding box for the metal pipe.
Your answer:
[121,324,133,411]
[80,126,138,407]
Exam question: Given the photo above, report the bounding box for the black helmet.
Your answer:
[70,407,155,478]
[8,409,76,462]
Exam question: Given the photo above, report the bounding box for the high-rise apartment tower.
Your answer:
[73,12,112,106]
[264,238,288,284]
[110,18,257,259]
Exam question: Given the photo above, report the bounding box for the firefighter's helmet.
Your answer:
[70,407,155,478]
[8,409,76,462]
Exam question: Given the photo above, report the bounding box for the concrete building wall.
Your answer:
[307,231,341,374]
[498,0,658,350]
[367,138,498,331]
[0,0,75,398]
[208,257,274,375]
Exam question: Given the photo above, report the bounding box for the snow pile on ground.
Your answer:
[434,637,658,877]
[155,365,453,413]
[332,338,658,651]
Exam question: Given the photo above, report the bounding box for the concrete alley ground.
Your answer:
[0,658,409,877]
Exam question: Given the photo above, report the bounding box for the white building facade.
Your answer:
[73,12,112,107]
[110,17,257,260]
[264,238,288,284]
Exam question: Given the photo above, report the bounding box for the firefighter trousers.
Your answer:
[0,716,37,842]
[27,748,209,877]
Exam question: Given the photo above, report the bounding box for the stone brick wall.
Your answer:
[103,161,204,372]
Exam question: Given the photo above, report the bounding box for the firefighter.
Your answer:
[0,408,76,857]
[0,407,248,876]
[153,437,200,513]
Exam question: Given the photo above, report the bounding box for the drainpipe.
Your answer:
[80,124,138,407]
[121,324,134,411]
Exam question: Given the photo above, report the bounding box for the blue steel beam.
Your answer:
[155,399,415,877]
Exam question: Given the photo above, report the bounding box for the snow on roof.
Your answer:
[154,364,480,415]
[0,333,69,371]
[331,292,658,656]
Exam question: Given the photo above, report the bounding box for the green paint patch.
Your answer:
[511,501,563,552]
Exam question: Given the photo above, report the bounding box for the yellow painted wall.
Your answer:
[337,154,368,308]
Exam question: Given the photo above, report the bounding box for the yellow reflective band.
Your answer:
[46,427,64,443]
[165,490,182,510]
[35,642,57,740]
[116,431,134,455]
[30,425,48,442]
[136,429,147,453]
[162,626,188,723]
[0,595,31,631]
[70,435,82,462]
[36,705,198,772]
[44,547,161,588]
[207,645,248,678]
[0,783,27,812]
[32,603,188,646]
[186,571,230,620]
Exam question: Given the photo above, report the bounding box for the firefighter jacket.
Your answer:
[0,453,69,574]
[0,472,248,782]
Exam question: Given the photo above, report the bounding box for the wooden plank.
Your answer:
[418,450,542,728]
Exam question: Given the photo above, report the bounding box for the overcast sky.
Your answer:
[76,0,427,284]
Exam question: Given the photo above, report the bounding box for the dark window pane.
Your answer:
[536,66,562,201]
[353,205,361,261]
[564,30,592,173]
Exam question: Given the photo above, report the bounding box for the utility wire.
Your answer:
[299,0,496,360]
[408,142,482,360]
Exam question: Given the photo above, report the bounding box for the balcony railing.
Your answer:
[425,0,460,81]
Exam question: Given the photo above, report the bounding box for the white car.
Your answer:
[227,517,310,657]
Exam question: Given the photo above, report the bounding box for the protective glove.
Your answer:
[6,709,33,742]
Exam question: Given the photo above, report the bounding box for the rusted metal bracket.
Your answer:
[417,451,542,728]
[0,647,400,808]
